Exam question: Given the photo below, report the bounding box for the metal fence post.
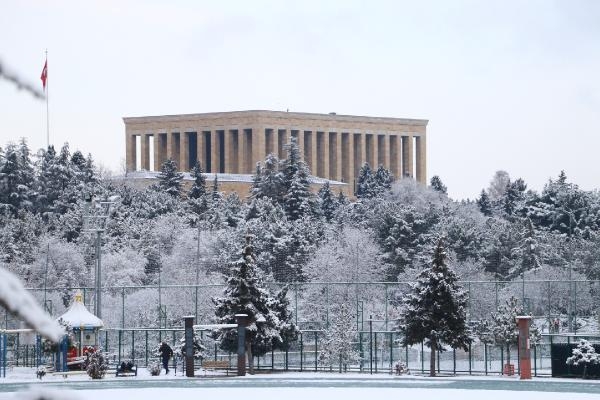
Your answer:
[300,332,303,372]
[314,331,318,372]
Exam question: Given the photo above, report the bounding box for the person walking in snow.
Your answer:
[159,341,173,374]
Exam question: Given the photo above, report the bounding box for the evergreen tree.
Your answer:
[212,235,286,374]
[430,175,447,194]
[211,175,222,201]
[188,161,207,199]
[251,154,284,201]
[374,165,393,194]
[281,138,312,220]
[480,296,542,367]
[271,286,299,351]
[319,302,360,371]
[398,238,470,376]
[157,159,183,197]
[318,181,338,222]
[566,339,599,379]
[356,163,375,198]
[477,190,493,216]
[0,143,33,214]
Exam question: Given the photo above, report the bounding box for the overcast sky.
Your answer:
[1,0,599,199]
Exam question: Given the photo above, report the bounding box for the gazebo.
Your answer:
[58,290,103,361]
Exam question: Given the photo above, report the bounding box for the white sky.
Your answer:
[1,0,599,200]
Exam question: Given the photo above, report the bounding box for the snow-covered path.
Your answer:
[2,373,600,399]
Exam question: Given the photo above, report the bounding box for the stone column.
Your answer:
[310,131,318,176]
[180,132,190,172]
[383,134,390,172]
[336,132,343,182]
[372,133,379,168]
[364,133,372,167]
[224,129,233,173]
[197,130,207,171]
[348,133,355,185]
[236,129,244,174]
[166,131,173,161]
[402,135,413,178]
[252,127,265,172]
[390,135,401,180]
[358,133,367,171]
[297,130,305,161]
[153,134,161,172]
[278,129,289,159]
[415,135,427,184]
[211,131,220,174]
[322,131,330,179]
[141,134,150,170]
[125,133,136,172]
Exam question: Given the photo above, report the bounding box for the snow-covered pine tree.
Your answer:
[281,137,312,220]
[430,175,447,194]
[175,330,208,360]
[398,238,470,376]
[212,235,283,374]
[318,181,338,222]
[211,175,222,201]
[566,339,599,379]
[374,165,393,195]
[477,189,493,216]
[86,349,108,379]
[356,163,374,199]
[511,217,542,278]
[188,160,207,199]
[157,159,183,197]
[271,286,299,351]
[319,302,360,372]
[0,143,33,214]
[252,154,284,201]
[486,295,542,367]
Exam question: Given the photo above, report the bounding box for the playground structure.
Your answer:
[57,290,103,370]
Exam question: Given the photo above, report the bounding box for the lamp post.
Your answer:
[83,194,119,320]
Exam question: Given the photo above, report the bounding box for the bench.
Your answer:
[116,362,138,377]
[202,360,230,375]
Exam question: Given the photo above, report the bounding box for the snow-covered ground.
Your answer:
[2,369,600,399]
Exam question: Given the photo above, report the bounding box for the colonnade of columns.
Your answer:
[126,128,426,184]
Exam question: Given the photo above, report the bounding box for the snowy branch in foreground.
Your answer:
[0,267,64,342]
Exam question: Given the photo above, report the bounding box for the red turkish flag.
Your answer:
[40,60,48,90]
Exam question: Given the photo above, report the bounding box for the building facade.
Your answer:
[123,110,428,186]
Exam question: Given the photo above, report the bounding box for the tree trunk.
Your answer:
[430,341,436,377]
[506,344,511,366]
[246,342,254,375]
[583,364,587,379]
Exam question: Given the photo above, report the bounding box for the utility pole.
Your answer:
[83,194,120,320]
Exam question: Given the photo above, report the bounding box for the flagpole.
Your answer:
[45,49,49,148]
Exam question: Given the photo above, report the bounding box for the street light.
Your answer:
[83,194,120,320]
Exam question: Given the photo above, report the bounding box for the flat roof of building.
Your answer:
[123,110,428,126]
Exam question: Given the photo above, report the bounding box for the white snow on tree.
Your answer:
[175,330,209,360]
[398,238,471,377]
[86,349,109,379]
[212,234,295,374]
[318,302,360,372]
[566,339,599,379]
[157,158,183,197]
[478,296,541,367]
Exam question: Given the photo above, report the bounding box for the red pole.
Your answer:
[516,316,532,379]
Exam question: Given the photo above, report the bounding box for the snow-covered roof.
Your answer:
[0,267,64,342]
[58,291,104,329]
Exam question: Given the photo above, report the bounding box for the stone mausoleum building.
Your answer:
[123,110,427,196]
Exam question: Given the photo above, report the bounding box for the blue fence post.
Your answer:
[1,333,6,378]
